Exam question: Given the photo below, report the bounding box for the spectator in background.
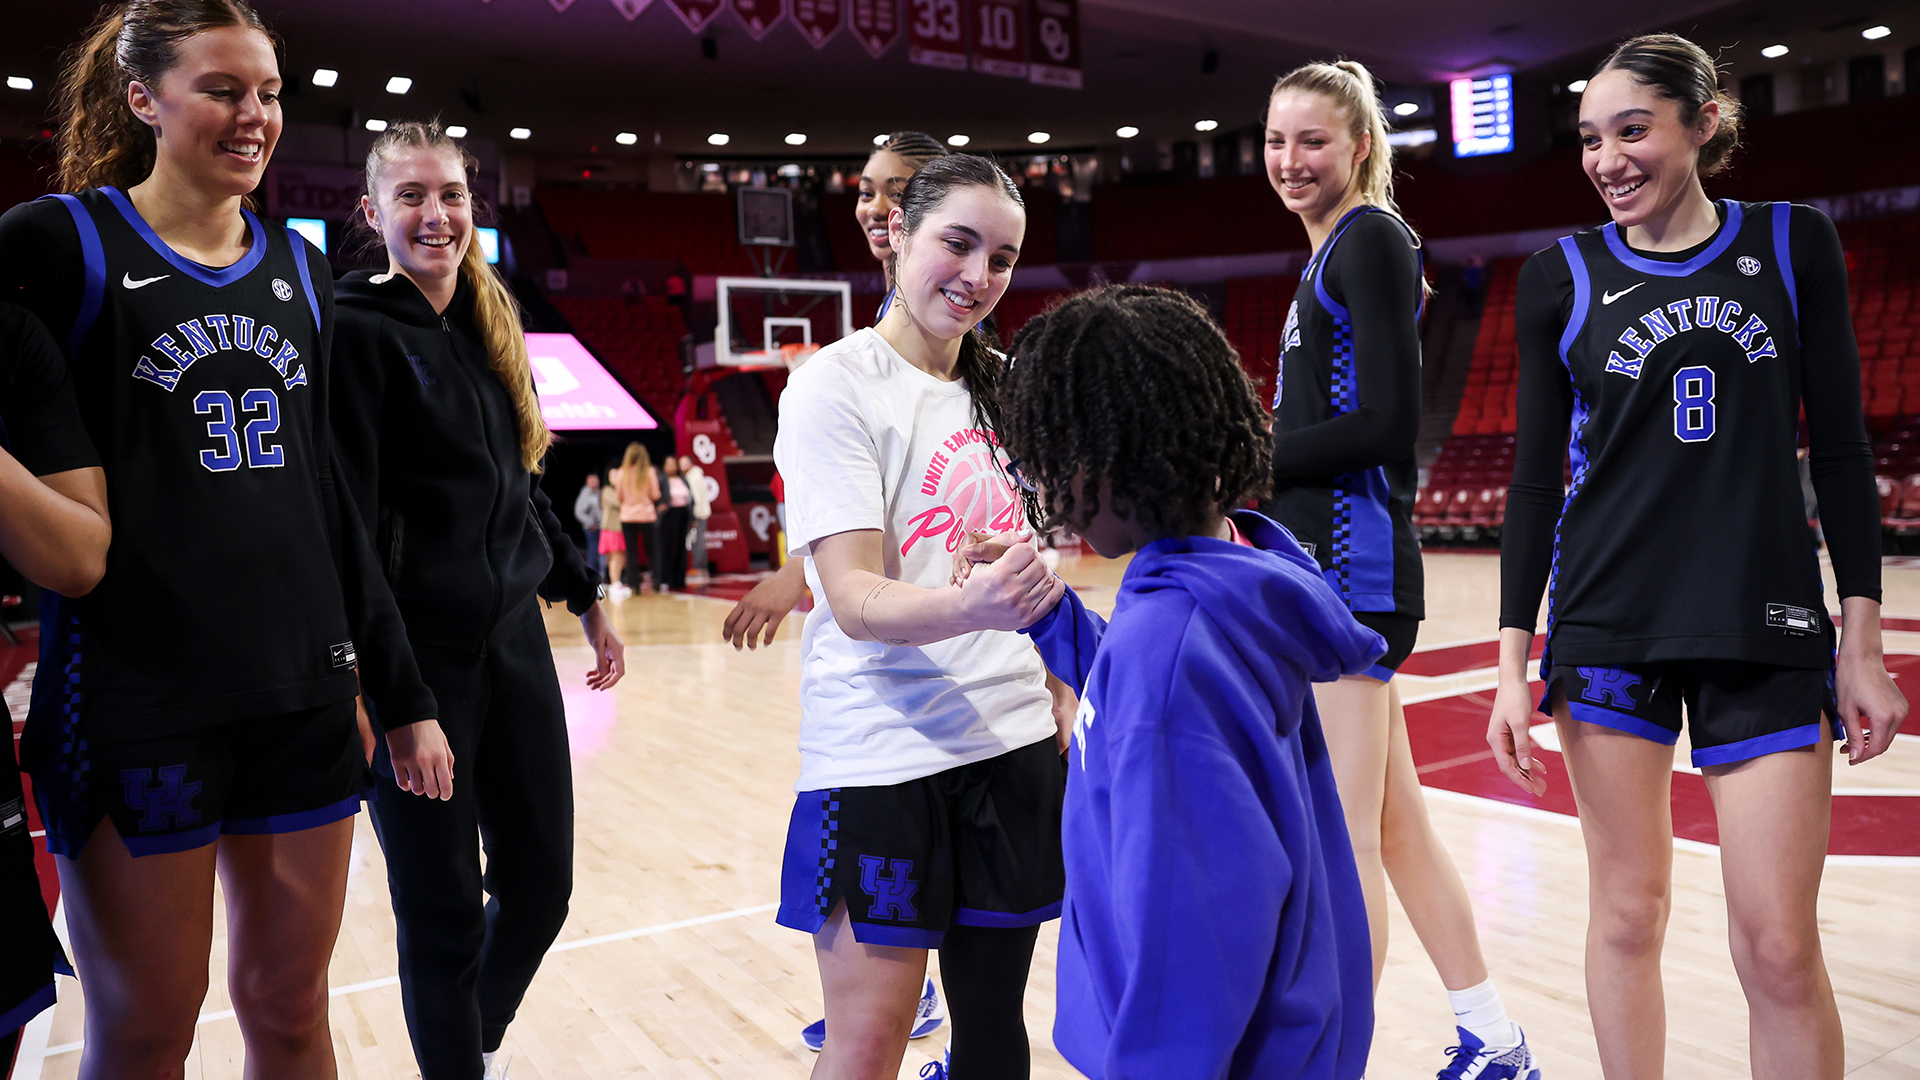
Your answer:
[681,455,712,580]
[615,442,661,593]
[659,454,692,591]
[575,473,603,579]
[600,467,629,599]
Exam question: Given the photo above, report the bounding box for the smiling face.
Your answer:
[128,25,282,198]
[364,145,472,288]
[1264,89,1369,221]
[1578,67,1719,229]
[888,184,1024,342]
[857,149,916,263]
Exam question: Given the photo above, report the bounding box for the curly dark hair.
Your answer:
[1001,284,1272,538]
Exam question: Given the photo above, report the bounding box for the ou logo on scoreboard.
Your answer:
[748,505,776,541]
[692,434,717,464]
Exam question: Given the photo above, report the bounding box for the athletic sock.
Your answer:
[1446,978,1518,1050]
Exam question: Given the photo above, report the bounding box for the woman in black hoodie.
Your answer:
[331,120,626,1080]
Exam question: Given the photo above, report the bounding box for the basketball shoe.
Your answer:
[1438,1025,1541,1080]
[801,976,945,1051]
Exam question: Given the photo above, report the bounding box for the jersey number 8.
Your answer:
[1673,366,1715,443]
[195,388,285,472]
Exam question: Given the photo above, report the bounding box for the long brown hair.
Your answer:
[53,0,277,194]
[364,120,552,473]
[619,443,653,496]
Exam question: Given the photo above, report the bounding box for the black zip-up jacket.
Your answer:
[331,271,599,702]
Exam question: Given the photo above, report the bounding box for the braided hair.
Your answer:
[875,131,950,171]
[1002,285,1272,538]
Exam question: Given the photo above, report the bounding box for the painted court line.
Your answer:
[24,901,782,1064]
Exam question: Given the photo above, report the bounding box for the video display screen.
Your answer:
[286,217,327,253]
[526,333,658,431]
[1450,74,1515,157]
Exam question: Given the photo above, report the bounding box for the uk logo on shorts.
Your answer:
[1578,667,1642,709]
[121,765,203,832]
[858,855,919,921]
[272,278,293,301]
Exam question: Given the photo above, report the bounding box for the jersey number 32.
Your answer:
[195,388,284,472]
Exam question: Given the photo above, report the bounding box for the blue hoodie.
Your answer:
[1024,511,1382,1080]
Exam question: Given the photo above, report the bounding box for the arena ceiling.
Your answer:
[1,0,1909,160]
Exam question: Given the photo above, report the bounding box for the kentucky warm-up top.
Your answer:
[1265,206,1425,619]
[1022,511,1381,1080]
[1500,201,1879,669]
[0,189,436,738]
[331,270,600,671]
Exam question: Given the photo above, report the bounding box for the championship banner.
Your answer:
[1028,0,1080,88]
[732,0,787,39]
[607,0,653,19]
[851,0,901,58]
[907,0,966,70]
[664,0,724,32]
[793,0,843,47]
[967,0,1027,78]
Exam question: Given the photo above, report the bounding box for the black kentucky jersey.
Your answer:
[1266,206,1425,618]
[22,187,359,742]
[1537,200,1832,669]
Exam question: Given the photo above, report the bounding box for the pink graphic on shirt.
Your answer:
[901,427,1028,555]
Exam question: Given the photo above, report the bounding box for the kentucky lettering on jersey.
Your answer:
[1603,294,1778,379]
[130,312,307,391]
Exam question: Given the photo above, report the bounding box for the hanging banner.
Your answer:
[732,0,787,38]
[664,0,724,32]
[851,0,901,58]
[967,0,1026,78]
[547,0,576,10]
[1028,0,1080,88]
[793,0,843,47]
[907,0,966,70]
[608,0,653,19]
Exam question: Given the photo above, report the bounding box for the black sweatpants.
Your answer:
[368,598,573,1080]
[658,505,690,589]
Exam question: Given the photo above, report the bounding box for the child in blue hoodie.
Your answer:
[969,285,1382,1079]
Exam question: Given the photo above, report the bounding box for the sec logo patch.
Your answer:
[1736,256,1762,277]
[272,278,293,301]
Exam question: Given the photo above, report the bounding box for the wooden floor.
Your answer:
[12,550,1920,1079]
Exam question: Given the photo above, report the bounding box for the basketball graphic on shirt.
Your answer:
[944,445,1005,531]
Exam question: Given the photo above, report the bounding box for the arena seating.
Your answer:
[538,189,760,276]
[1222,276,1289,410]
[549,295,689,413]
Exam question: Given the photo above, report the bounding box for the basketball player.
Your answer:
[1488,35,1904,1078]
[773,154,1066,1080]
[0,3,439,1076]
[1264,61,1540,1076]
[975,284,1378,1078]
[332,120,626,1080]
[725,131,956,1053]
[0,303,108,1062]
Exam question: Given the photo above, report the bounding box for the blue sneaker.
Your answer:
[801,976,945,1051]
[918,1044,950,1078]
[1438,1025,1541,1080]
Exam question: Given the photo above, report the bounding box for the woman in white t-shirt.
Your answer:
[773,154,1067,1080]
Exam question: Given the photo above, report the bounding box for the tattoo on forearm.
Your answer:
[860,579,895,643]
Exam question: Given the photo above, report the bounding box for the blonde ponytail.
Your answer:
[365,120,552,473]
[1270,58,1415,237]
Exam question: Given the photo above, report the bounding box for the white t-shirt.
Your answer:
[774,328,1054,791]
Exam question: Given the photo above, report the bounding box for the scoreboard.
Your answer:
[1450,73,1515,158]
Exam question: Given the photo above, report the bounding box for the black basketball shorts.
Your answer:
[1353,611,1420,682]
[1547,660,1841,768]
[777,736,1066,949]
[27,698,365,858]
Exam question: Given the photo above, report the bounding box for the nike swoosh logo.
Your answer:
[1601,282,1645,305]
[123,273,170,289]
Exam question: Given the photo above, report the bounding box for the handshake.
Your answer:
[950,529,1067,632]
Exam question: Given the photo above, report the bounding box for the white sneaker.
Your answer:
[482,1050,511,1079]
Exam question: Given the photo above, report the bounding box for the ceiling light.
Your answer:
[385,76,411,94]
[873,133,888,146]
[510,127,532,140]
[1863,25,1891,40]
[1194,119,1219,132]
[6,76,33,91]
[1027,131,1051,144]
[1761,44,1790,58]
[364,118,388,132]
[310,68,338,88]
[1115,125,1140,139]
[616,131,639,145]
[708,132,730,146]
[947,134,970,146]
[1567,79,1588,93]
[445,125,468,138]
[785,132,807,146]
[1393,101,1420,117]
